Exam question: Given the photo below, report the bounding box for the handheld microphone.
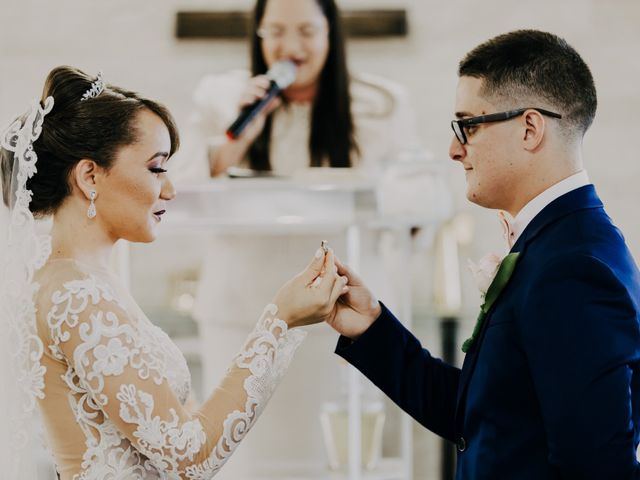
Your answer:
[225,60,297,140]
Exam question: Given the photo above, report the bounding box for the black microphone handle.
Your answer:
[226,81,280,140]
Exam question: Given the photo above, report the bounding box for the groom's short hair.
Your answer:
[459,30,597,138]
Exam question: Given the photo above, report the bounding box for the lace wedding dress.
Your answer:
[33,258,305,480]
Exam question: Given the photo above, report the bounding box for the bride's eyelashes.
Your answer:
[149,167,167,174]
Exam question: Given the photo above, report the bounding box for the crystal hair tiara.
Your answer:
[80,71,105,101]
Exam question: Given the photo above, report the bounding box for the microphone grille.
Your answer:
[267,60,297,89]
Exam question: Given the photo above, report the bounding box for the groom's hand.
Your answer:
[325,257,382,340]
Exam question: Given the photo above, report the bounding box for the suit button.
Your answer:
[457,437,466,452]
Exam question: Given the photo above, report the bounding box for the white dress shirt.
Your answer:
[510,170,591,245]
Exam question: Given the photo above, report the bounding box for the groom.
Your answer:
[327,30,640,478]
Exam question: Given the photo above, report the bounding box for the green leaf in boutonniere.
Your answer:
[462,252,520,353]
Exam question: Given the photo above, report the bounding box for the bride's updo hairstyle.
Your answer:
[1,65,179,216]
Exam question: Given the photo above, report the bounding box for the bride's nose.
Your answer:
[160,175,176,201]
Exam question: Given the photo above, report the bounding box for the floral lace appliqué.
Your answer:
[46,276,304,479]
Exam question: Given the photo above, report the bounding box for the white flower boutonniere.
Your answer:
[463,252,520,353]
[468,252,503,298]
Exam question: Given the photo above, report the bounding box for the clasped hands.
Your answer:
[273,245,382,339]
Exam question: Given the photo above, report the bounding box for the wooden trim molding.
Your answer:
[175,9,408,39]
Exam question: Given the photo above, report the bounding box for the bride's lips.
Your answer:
[153,210,166,221]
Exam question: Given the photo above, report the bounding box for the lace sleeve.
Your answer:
[46,275,306,479]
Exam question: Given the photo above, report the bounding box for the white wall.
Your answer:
[2,0,638,267]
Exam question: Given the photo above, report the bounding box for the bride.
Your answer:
[0,66,348,479]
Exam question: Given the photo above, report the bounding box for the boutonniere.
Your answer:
[468,253,504,298]
[462,252,520,353]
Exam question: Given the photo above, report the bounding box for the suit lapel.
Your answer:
[454,185,604,420]
[510,185,603,252]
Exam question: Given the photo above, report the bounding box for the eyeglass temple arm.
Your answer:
[461,109,524,126]
[462,108,561,126]
[533,108,562,119]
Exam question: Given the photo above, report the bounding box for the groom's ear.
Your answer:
[521,110,545,152]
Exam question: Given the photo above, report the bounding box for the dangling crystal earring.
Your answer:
[87,190,97,219]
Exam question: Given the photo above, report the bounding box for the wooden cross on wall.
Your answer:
[175,9,408,39]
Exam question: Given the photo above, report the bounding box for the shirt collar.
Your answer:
[510,170,590,245]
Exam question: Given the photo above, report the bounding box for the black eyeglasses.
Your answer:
[451,108,562,145]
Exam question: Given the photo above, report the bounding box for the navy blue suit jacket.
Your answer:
[336,185,640,479]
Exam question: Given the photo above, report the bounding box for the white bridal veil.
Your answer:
[0,97,54,479]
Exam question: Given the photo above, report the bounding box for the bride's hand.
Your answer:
[273,247,349,329]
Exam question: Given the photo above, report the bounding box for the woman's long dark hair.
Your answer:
[248,0,358,170]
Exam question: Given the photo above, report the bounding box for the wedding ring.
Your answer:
[311,241,330,287]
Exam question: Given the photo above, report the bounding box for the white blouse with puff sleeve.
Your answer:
[171,70,419,183]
